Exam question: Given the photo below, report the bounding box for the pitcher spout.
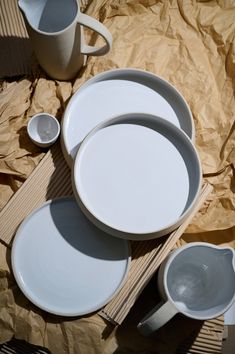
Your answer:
[19,0,36,16]
[18,0,29,15]
[18,0,47,30]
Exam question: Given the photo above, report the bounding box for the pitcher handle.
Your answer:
[78,13,112,56]
[137,300,178,336]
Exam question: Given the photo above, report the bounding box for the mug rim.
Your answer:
[162,242,235,320]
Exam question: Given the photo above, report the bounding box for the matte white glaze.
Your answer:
[27,113,60,147]
[12,197,130,316]
[72,113,202,240]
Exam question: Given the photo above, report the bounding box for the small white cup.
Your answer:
[138,242,235,336]
[27,113,60,148]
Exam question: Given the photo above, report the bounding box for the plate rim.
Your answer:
[11,196,131,316]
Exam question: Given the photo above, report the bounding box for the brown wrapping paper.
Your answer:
[0,0,234,353]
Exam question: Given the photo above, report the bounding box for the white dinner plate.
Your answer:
[11,197,130,316]
[72,113,202,240]
[61,68,194,166]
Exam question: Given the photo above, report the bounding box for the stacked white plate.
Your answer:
[71,112,201,240]
[62,68,201,240]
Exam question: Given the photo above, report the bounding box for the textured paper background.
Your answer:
[0,0,234,353]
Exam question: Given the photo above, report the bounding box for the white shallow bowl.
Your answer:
[61,68,195,166]
[27,113,60,148]
[72,113,202,241]
[11,197,130,316]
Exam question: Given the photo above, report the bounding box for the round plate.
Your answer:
[72,113,202,240]
[61,68,194,166]
[11,197,130,316]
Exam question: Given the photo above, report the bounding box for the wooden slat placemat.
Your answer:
[177,317,224,353]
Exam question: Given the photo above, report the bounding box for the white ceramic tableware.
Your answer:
[72,113,202,241]
[138,242,235,335]
[18,0,112,80]
[27,113,60,147]
[61,68,195,166]
[11,197,130,316]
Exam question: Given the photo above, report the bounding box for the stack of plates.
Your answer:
[12,69,201,316]
[62,68,201,240]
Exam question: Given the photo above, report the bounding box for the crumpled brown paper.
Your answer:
[0,0,235,353]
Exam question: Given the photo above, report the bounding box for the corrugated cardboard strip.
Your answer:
[0,0,34,77]
[177,317,224,354]
[0,143,224,352]
[0,337,51,354]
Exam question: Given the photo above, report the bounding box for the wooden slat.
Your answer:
[177,317,224,354]
[0,0,34,77]
[0,145,72,245]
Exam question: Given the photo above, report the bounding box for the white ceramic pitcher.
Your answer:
[18,0,112,80]
[138,242,235,336]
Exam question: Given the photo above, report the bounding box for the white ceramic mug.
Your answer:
[19,0,112,80]
[138,242,235,336]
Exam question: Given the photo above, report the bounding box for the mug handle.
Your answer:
[137,300,178,336]
[78,13,112,56]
